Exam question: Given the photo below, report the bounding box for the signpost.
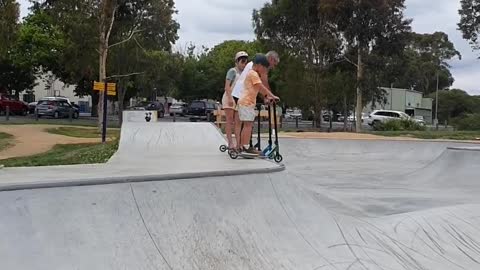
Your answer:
[93,81,116,143]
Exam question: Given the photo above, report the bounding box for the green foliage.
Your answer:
[430,89,480,123]
[459,0,480,51]
[453,114,480,131]
[0,0,19,57]
[375,119,426,131]
[12,11,67,75]
[2,141,119,167]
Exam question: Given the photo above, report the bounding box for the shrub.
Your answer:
[374,119,426,131]
[452,114,480,131]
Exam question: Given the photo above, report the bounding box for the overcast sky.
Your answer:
[17,0,480,95]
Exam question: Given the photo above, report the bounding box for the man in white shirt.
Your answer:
[232,51,280,151]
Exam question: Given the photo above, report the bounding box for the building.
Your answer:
[364,87,433,124]
[22,75,92,114]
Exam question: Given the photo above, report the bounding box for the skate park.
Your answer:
[0,111,480,270]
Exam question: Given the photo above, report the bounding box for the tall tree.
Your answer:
[0,0,36,96]
[459,0,480,53]
[321,0,411,131]
[30,0,179,122]
[0,0,19,58]
[253,0,342,126]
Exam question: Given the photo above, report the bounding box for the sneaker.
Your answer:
[246,147,263,156]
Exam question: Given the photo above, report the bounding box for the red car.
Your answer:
[0,95,29,116]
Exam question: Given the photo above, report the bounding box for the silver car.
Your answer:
[36,100,79,119]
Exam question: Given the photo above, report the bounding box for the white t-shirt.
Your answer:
[232,61,253,98]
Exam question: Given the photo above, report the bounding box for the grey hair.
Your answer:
[266,51,280,62]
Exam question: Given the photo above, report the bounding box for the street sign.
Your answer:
[107,83,116,91]
[107,90,116,96]
[93,81,104,91]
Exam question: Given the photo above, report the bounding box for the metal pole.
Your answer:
[102,81,108,143]
[435,71,439,130]
[5,106,9,121]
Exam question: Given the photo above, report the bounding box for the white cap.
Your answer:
[235,51,249,61]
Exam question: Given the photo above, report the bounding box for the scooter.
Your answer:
[229,102,283,163]
[264,103,283,163]
[221,104,262,153]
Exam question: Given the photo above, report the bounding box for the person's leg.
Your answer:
[224,108,235,148]
[241,121,254,147]
[233,97,242,150]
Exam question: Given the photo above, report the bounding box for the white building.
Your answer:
[22,75,92,113]
[364,87,433,124]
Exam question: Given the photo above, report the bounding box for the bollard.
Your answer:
[68,108,73,122]
[5,106,10,121]
[173,112,176,122]
[35,109,39,121]
[295,116,299,129]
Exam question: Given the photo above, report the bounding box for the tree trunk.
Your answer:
[355,46,364,132]
[98,48,107,129]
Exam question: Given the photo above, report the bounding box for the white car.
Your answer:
[347,113,368,123]
[169,103,188,116]
[367,110,410,126]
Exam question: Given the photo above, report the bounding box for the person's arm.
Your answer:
[224,80,233,96]
[225,69,236,95]
[254,83,278,101]
[259,72,271,90]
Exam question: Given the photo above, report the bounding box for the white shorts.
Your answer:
[238,105,256,122]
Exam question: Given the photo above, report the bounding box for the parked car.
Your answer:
[367,110,410,127]
[284,108,302,119]
[28,102,38,114]
[36,99,79,119]
[128,101,165,118]
[169,102,188,116]
[0,95,28,116]
[413,115,426,126]
[347,113,368,123]
[186,100,217,122]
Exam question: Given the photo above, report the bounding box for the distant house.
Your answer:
[364,87,433,124]
[22,75,93,114]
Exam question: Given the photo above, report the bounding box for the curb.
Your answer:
[0,163,286,192]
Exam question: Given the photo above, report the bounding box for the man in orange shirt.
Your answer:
[237,54,279,154]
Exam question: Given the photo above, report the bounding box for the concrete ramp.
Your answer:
[111,122,227,160]
[405,146,480,188]
[1,137,480,269]
[0,121,283,191]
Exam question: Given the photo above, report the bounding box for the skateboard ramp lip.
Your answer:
[0,162,285,192]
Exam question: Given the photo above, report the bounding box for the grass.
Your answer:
[0,132,14,151]
[1,141,119,167]
[46,127,120,138]
[371,130,480,141]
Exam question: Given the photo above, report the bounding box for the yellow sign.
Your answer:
[93,81,104,91]
[93,81,116,95]
[107,83,116,91]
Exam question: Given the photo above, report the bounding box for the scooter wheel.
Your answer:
[228,149,239,159]
[219,145,227,152]
[274,154,283,163]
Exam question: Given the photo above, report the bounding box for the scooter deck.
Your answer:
[236,152,268,160]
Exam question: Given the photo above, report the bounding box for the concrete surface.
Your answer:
[0,122,283,191]
[1,121,480,269]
